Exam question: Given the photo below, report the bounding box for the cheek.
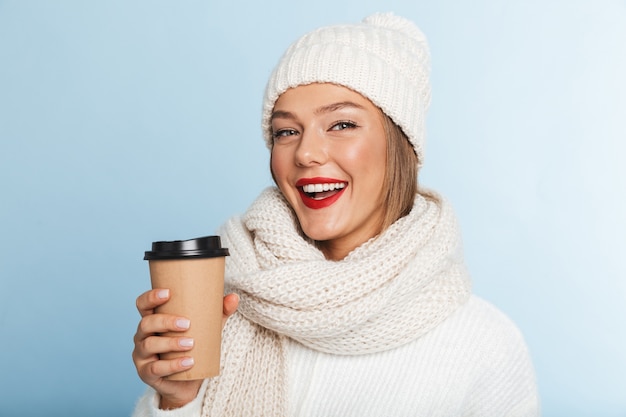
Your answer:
[368,133,388,177]
[342,140,386,179]
[270,150,282,177]
[270,149,290,188]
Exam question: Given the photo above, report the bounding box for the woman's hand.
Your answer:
[132,289,239,409]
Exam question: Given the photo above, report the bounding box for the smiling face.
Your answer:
[270,83,388,260]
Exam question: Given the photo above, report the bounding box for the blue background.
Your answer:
[1,1,625,416]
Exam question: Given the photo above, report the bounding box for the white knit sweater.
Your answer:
[132,295,540,417]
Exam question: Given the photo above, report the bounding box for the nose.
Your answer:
[294,128,328,167]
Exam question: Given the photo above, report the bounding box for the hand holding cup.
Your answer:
[132,289,239,409]
[132,236,236,409]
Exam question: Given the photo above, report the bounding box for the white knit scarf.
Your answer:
[201,187,471,416]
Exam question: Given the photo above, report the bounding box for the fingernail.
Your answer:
[181,357,194,367]
[157,289,169,299]
[179,338,194,347]
[176,318,190,329]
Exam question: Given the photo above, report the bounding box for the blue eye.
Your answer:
[272,129,298,139]
[330,121,357,131]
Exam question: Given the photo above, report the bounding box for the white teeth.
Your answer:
[302,183,345,193]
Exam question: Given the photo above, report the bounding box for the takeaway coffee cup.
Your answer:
[144,235,229,380]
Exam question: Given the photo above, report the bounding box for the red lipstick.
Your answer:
[295,177,347,209]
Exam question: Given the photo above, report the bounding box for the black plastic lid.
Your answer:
[144,236,229,260]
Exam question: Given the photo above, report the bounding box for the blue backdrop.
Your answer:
[1,1,625,416]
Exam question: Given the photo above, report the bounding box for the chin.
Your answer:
[298,223,337,243]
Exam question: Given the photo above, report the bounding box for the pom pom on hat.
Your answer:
[261,12,431,167]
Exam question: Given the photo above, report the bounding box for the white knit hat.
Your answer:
[261,12,431,166]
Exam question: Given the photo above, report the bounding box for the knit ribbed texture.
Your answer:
[286,297,539,417]
[261,12,431,166]
[132,298,540,417]
[196,187,471,416]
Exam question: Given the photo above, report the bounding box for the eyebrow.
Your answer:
[270,101,366,122]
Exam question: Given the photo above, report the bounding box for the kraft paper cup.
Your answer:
[144,236,229,380]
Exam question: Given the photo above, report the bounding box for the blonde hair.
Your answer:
[379,112,419,232]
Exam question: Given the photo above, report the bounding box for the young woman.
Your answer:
[132,13,540,417]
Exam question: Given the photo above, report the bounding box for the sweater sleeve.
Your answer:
[461,299,540,417]
[131,380,209,417]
